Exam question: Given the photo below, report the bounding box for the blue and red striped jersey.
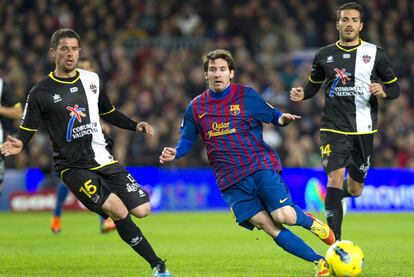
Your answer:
[176,83,283,191]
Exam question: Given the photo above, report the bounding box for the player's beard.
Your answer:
[62,63,76,73]
[341,30,359,43]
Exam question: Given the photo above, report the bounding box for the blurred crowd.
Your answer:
[0,0,413,171]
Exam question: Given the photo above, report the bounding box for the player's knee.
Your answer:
[272,207,296,225]
[347,180,364,197]
[130,202,152,218]
[348,185,363,197]
[102,195,129,220]
[106,205,129,220]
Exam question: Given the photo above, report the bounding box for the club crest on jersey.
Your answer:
[90,83,97,94]
[362,54,371,64]
[230,104,240,115]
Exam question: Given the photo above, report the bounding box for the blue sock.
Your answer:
[53,183,69,217]
[293,205,313,229]
[274,228,323,263]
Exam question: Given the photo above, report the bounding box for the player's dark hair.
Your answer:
[50,28,81,49]
[203,49,235,73]
[337,2,364,22]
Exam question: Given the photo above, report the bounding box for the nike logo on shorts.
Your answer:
[279,197,288,203]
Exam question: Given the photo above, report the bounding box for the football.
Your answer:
[325,240,364,276]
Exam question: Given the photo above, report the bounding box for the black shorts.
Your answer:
[320,132,374,182]
[60,163,150,217]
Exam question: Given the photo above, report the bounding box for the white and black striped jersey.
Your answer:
[309,40,398,135]
[0,78,20,143]
[19,69,133,171]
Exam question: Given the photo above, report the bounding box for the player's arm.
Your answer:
[290,49,324,101]
[370,48,400,100]
[159,103,198,164]
[0,104,23,119]
[247,87,301,127]
[98,82,153,135]
[1,88,39,156]
[290,82,322,101]
[0,82,23,119]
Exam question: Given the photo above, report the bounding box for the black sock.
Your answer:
[325,187,343,241]
[341,179,352,198]
[114,215,160,268]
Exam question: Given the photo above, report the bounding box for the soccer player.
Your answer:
[0,29,170,277]
[0,77,23,196]
[290,2,400,241]
[50,58,116,234]
[159,49,334,276]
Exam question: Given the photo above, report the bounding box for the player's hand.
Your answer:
[290,87,305,101]
[136,121,154,136]
[0,135,23,156]
[369,83,386,98]
[278,113,301,126]
[159,147,176,164]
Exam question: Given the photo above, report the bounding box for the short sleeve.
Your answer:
[374,47,398,85]
[309,49,325,84]
[20,87,41,131]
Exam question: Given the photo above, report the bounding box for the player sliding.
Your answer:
[160,49,334,276]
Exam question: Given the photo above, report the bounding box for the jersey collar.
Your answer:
[49,69,81,84]
[209,84,231,99]
[335,39,363,52]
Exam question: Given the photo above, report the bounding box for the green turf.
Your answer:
[0,211,413,276]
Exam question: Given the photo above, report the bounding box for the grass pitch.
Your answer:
[0,211,413,276]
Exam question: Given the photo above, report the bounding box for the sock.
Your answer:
[53,182,69,217]
[114,215,160,268]
[100,216,105,225]
[274,228,323,263]
[293,205,313,229]
[325,187,343,240]
[341,179,352,198]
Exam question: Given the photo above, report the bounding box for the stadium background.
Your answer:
[0,0,413,210]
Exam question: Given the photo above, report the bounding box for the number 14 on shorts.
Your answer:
[320,144,332,158]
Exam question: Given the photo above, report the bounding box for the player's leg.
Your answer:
[60,166,169,276]
[100,164,170,276]
[50,182,69,233]
[343,134,373,198]
[101,192,166,272]
[221,173,329,275]
[320,131,353,241]
[255,169,335,245]
[326,168,346,240]
[249,210,325,263]
[342,177,363,198]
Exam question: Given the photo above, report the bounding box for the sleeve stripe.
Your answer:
[308,76,324,84]
[99,105,116,115]
[383,77,398,85]
[19,125,37,132]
